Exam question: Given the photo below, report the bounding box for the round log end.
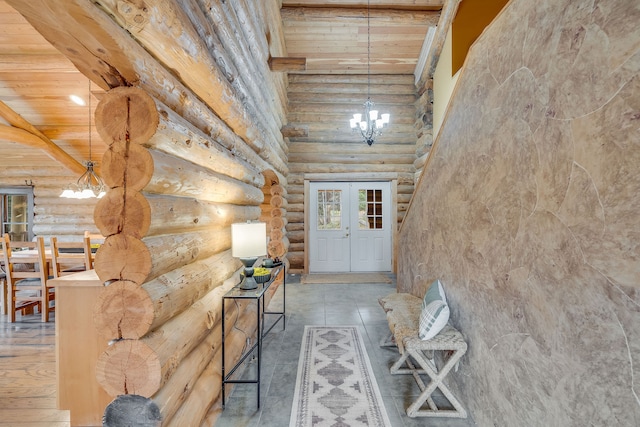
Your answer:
[95,86,159,145]
[268,240,286,258]
[94,234,152,284]
[270,216,286,229]
[94,188,151,238]
[270,207,283,217]
[270,229,283,241]
[270,194,284,208]
[96,339,161,398]
[103,394,161,427]
[270,184,286,196]
[94,281,154,340]
[102,142,154,191]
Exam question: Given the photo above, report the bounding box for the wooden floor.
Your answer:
[0,310,70,426]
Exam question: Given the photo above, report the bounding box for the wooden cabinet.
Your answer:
[50,270,112,426]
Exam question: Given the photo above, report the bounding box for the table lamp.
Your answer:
[231,222,267,290]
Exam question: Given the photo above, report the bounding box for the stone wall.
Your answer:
[398,0,640,425]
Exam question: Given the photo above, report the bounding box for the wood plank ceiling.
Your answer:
[281,0,441,75]
[0,0,106,171]
[0,0,443,170]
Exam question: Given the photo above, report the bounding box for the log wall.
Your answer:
[4,1,289,426]
[0,168,102,241]
[284,74,417,271]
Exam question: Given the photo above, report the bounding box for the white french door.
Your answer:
[308,181,391,273]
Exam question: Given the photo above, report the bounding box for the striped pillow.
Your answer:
[419,279,450,340]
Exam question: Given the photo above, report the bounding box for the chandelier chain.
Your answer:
[59,78,105,198]
[88,79,92,162]
[367,0,370,100]
[347,0,390,146]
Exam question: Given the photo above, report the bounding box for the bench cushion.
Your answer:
[379,293,421,353]
[419,279,450,340]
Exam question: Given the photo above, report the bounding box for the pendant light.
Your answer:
[60,80,105,199]
[349,0,390,146]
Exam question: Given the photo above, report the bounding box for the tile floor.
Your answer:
[215,273,477,427]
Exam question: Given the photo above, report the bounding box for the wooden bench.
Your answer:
[379,292,468,418]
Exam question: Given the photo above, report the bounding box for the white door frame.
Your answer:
[304,173,398,274]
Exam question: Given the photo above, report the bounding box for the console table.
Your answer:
[221,264,285,409]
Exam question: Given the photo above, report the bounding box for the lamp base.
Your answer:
[239,257,259,290]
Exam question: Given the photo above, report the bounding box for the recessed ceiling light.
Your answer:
[70,94,86,106]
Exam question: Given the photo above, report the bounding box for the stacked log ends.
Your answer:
[94,234,152,284]
[270,184,286,197]
[270,228,283,241]
[270,216,287,230]
[94,188,151,238]
[102,142,154,190]
[95,86,160,145]
[93,280,154,340]
[93,86,159,413]
[270,208,283,217]
[270,194,287,209]
[96,338,162,397]
[267,182,288,260]
[103,394,161,427]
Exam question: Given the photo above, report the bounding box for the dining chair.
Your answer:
[1,233,52,322]
[50,236,93,278]
[0,256,6,315]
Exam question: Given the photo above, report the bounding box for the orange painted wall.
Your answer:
[452,0,509,74]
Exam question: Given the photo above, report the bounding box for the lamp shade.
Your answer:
[231,222,267,258]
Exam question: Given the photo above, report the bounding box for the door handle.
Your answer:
[344,233,349,238]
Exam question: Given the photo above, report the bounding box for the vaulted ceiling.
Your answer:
[0,0,444,171]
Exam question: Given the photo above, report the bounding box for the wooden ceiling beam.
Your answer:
[269,57,307,72]
[0,100,86,175]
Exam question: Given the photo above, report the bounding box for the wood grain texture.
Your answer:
[94,189,151,239]
[94,86,159,145]
[93,280,154,340]
[93,234,151,285]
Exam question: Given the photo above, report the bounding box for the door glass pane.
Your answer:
[2,194,30,241]
[317,189,342,230]
[358,189,383,229]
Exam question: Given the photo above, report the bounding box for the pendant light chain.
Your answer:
[367,0,370,101]
[88,80,92,163]
[347,0,390,146]
[59,78,106,199]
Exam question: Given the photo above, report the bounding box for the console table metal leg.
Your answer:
[221,298,226,408]
[257,297,261,409]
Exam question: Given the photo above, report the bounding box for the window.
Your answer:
[1,187,34,242]
[358,189,383,229]
[316,189,342,230]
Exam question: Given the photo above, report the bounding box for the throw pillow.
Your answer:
[419,279,450,340]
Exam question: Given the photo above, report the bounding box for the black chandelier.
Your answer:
[348,0,390,146]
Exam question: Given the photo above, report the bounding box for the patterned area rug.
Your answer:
[290,326,392,427]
